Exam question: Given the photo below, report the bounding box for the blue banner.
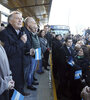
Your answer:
[35,48,41,60]
[75,70,82,80]
[11,89,24,100]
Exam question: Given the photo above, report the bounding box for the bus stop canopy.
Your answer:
[0,0,52,25]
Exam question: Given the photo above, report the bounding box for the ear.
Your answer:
[9,20,12,24]
[9,18,13,25]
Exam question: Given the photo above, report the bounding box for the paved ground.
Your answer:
[24,68,54,100]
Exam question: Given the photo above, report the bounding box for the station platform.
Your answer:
[24,68,54,100]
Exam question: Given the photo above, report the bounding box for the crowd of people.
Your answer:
[0,10,90,100]
[52,32,90,100]
[0,11,52,100]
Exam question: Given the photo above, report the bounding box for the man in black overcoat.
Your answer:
[0,11,28,96]
[58,37,74,99]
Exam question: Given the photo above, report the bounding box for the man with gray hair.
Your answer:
[24,17,40,91]
[0,11,29,97]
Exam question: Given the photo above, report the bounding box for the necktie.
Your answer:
[68,47,71,54]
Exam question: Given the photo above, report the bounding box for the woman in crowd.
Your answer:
[38,30,50,71]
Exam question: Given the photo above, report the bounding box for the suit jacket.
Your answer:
[60,44,74,66]
[0,24,25,93]
[52,38,62,61]
[52,38,62,79]
[58,44,75,82]
[45,32,53,48]
[23,27,32,67]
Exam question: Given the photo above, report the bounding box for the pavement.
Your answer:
[24,68,54,100]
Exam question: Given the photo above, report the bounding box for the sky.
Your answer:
[49,0,90,34]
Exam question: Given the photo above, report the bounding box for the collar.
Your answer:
[32,32,37,36]
[67,46,70,49]
[15,30,20,35]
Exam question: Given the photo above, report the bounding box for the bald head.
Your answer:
[25,17,36,26]
[24,17,38,33]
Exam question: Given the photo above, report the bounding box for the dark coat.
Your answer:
[74,56,90,86]
[52,38,62,61]
[57,44,76,98]
[45,32,53,48]
[58,44,75,86]
[59,44,74,74]
[23,27,32,67]
[0,24,25,93]
[52,38,62,79]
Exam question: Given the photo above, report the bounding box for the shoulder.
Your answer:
[0,25,12,36]
[24,27,31,34]
[0,28,7,34]
[39,37,45,42]
[0,29,9,41]
[0,27,10,36]
[23,27,28,33]
[39,37,42,40]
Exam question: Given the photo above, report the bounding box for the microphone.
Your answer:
[20,27,27,43]
[20,27,25,35]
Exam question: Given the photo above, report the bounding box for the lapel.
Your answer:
[24,27,32,45]
[64,44,71,56]
[68,47,71,54]
[7,24,20,41]
[65,45,69,53]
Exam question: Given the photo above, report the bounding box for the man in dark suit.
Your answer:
[0,11,29,96]
[57,37,74,99]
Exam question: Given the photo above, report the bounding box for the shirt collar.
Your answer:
[15,30,20,35]
[67,46,70,49]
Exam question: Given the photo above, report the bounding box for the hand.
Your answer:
[30,48,35,56]
[72,61,75,64]
[8,80,15,89]
[20,34,27,43]
[86,86,90,93]
[81,86,90,98]
[47,48,50,51]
